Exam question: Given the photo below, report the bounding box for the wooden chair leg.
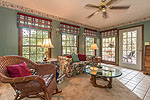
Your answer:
[53,87,62,95]
[45,93,50,100]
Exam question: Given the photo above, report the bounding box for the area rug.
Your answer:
[0,74,141,100]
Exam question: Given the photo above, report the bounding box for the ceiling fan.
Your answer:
[85,0,130,19]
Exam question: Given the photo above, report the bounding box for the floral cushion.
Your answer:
[58,56,90,78]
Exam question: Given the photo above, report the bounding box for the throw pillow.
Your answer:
[66,55,72,58]
[7,62,31,78]
[78,54,86,61]
[71,54,80,63]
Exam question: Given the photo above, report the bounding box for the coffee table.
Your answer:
[83,65,122,88]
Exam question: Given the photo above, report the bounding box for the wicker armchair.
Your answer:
[0,56,60,100]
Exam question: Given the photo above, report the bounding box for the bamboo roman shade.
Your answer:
[100,29,118,38]
[17,13,52,31]
[60,22,80,35]
[84,28,97,37]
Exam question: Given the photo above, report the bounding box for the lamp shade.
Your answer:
[42,38,54,48]
[91,44,98,50]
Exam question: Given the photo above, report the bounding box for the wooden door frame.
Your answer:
[118,25,144,71]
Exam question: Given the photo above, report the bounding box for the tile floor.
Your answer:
[104,64,150,100]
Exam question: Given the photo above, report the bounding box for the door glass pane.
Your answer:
[122,30,137,64]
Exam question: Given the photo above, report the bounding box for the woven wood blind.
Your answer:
[60,22,80,35]
[84,28,97,37]
[17,13,52,31]
[101,29,118,38]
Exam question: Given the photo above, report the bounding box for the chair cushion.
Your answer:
[78,54,86,61]
[71,54,80,63]
[7,62,31,78]
[40,74,54,87]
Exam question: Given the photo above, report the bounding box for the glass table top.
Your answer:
[83,65,122,78]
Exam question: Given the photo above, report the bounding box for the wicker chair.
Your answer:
[0,56,60,100]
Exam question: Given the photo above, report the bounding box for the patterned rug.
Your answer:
[0,73,141,100]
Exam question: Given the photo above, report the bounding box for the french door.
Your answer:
[119,26,142,70]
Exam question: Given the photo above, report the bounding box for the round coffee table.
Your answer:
[83,65,122,89]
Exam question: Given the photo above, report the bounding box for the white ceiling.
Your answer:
[3,0,150,29]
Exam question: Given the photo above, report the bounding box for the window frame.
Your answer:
[101,36,116,64]
[100,29,118,65]
[61,33,79,55]
[18,28,51,61]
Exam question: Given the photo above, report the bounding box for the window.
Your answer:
[85,37,95,56]
[18,13,52,62]
[20,28,50,62]
[62,34,78,55]
[84,28,97,56]
[102,37,116,62]
[101,29,117,63]
[60,23,80,55]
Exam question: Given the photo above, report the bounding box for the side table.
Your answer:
[94,56,101,65]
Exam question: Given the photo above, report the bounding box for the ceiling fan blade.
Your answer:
[84,4,99,9]
[87,10,100,19]
[107,0,119,5]
[109,6,130,9]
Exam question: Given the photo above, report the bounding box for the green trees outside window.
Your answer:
[21,28,50,62]
[85,37,95,56]
[62,33,78,55]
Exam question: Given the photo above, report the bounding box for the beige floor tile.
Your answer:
[139,81,150,87]
[125,84,136,90]
[136,85,149,92]
[105,65,150,100]
[146,92,150,97]
[133,91,145,99]
[119,79,128,84]
[141,80,150,84]
[148,88,150,93]
[137,84,150,88]
[124,76,134,80]
[144,96,150,100]
[128,80,139,85]
[126,82,137,87]
[131,78,142,83]
[133,88,146,95]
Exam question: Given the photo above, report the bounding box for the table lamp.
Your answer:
[90,43,98,63]
[42,38,54,61]
[91,44,98,50]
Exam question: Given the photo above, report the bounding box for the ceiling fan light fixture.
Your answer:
[102,8,106,12]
